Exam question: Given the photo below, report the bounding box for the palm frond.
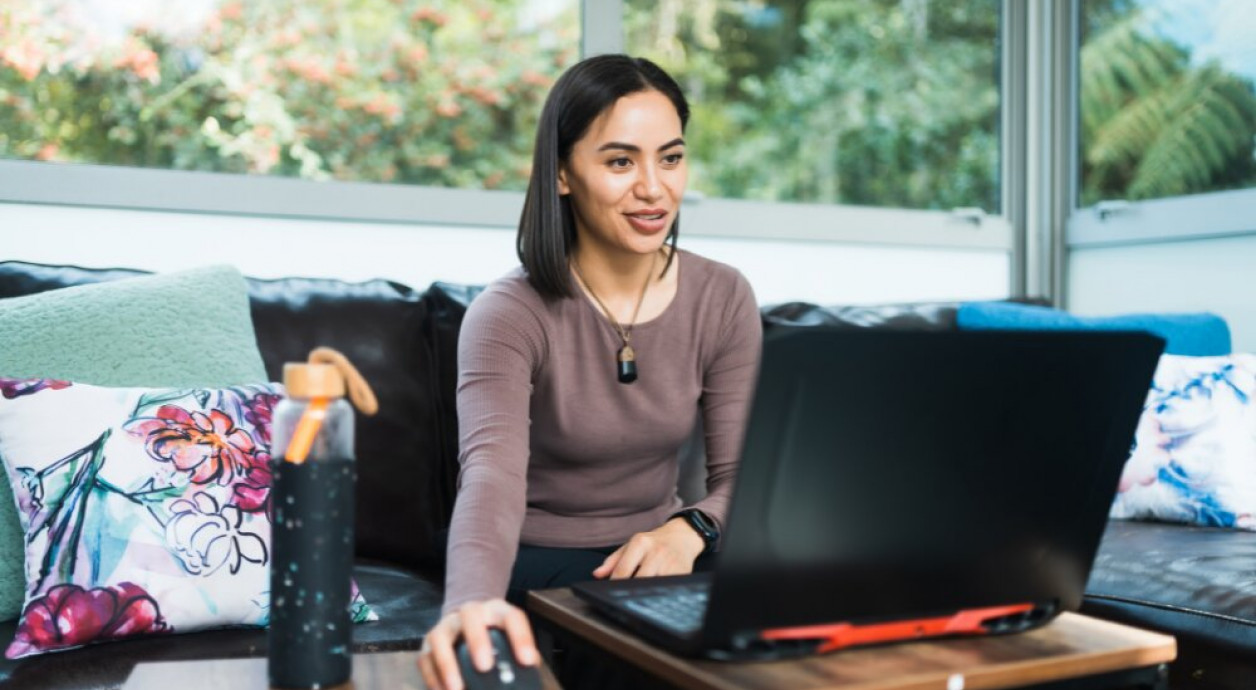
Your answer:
[1080,13,1186,135]
[1130,69,1256,199]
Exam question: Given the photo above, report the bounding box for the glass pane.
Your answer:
[0,0,578,191]
[625,0,1002,212]
[1079,0,1256,206]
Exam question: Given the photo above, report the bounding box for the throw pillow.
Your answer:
[0,264,269,622]
[1111,354,1256,529]
[0,378,375,659]
[956,302,1231,356]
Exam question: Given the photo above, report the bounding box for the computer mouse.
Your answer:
[455,627,544,690]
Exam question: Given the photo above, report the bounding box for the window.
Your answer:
[624,0,1003,213]
[0,0,1014,250]
[1071,0,1256,247]
[1079,0,1256,206]
[0,0,579,192]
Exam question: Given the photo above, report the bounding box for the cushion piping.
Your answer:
[1085,593,1256,628]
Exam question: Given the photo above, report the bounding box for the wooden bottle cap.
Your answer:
[282,347,379,415]
[283,362,346,399]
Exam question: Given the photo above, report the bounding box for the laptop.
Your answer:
[573,328,1164,660]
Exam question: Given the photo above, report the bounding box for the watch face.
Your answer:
[691,510,717,541]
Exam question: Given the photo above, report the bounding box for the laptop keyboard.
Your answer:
[609,581,710,635]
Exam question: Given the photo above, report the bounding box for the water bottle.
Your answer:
[269,348,377,689]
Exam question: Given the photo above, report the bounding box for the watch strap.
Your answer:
[670,508,719,554]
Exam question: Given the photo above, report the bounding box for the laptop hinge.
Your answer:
[760,603,1037,653]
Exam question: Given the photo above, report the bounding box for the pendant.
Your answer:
[617,344,638,384]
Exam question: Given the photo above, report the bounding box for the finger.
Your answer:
[459,603,495,673]
[492,601,540,666]
[418,651,444,690]
[611,539,649,580]
[428,627,464,690]
[593,547,623,579]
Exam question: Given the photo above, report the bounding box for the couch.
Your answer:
[0,260,1252,690]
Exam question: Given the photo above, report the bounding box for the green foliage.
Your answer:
[627,0,1002,211]
[0,0,578,190]
[4,0,1253,209]
[1079,7,1256,205]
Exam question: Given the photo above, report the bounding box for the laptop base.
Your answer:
[760,602,1050,653]
[575,576,1059,662]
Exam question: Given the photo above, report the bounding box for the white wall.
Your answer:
[1068,235,1256,352]
[1,202,1010,306]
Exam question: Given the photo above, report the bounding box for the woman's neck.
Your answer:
[571,244,667,300]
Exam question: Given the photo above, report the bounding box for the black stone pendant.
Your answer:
[617,344,638,384]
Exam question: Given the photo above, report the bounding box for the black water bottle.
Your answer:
[269,348,376,689]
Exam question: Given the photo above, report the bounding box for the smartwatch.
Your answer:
[670,508,720,555]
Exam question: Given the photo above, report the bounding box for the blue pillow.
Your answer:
[956,302,1231,356]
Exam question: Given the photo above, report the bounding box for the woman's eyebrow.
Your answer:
[596,137,686,153]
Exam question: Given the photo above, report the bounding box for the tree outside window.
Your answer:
[0,0,578,191]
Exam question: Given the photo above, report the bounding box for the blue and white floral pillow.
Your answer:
[0,378,375,659]
[1111,354,1256,529]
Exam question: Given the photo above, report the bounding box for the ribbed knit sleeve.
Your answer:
[441,284,547,615]
[688,271,762,533]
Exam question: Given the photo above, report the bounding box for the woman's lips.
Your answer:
[625,211,670,235]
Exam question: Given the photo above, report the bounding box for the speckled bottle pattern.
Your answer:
[268,394,356,689]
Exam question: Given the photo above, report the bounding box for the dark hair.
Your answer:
[517,54,690,300]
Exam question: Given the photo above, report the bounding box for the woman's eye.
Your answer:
[663,153,684,165]
[609,157,632,169]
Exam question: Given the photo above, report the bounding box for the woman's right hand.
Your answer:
[418,598,539,690]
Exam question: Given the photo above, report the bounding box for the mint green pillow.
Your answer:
[0,265,268,621]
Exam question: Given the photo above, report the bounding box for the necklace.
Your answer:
[572,251,658,384]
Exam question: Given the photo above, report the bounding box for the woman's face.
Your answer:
[559,89,687,258]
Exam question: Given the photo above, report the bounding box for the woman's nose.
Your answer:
[635,163,664,200]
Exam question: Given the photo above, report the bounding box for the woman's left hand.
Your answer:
[592,518,706,580]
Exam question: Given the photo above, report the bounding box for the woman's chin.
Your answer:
[621,232,671,256]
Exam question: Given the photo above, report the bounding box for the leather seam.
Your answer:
[1085,593,1256,627]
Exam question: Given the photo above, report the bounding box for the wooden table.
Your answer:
[528,588,1176,690]
[122,650,562,690]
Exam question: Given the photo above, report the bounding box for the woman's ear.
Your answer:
[557,166,571,196]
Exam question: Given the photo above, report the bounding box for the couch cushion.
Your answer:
[0,265,272,623]
[0,563,440,689]
[1085,520,1256,685]
[0,265,267,388]
[957,301,1231,356]
[0,378,385,660]
[0,262,451,577]
[1112,354,1256,530]
[245,274,445,575]
[762,301,962,330]
[416,282,484,555]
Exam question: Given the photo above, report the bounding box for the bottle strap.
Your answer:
[309,347,379,415]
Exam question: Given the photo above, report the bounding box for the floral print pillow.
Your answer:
[1111,354,1256,529]
[0,378,375,659]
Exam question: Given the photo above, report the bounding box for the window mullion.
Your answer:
[581,0,624,58]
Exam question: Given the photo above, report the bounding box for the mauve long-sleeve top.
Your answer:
[441,250,762,614]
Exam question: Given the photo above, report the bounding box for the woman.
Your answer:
[419,54,762,689]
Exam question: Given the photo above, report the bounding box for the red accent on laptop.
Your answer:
[761,603,1035,653]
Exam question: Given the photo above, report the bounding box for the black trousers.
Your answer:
[506,544,617,607]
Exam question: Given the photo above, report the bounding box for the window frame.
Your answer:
[1068,188,1256,248]
[0,0,1015,253]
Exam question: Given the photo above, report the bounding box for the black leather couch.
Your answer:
[1,260,1253,690]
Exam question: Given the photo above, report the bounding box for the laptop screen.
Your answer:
[703,328,1163,645]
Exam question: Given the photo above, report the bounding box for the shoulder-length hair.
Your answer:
[517,54,690,300]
